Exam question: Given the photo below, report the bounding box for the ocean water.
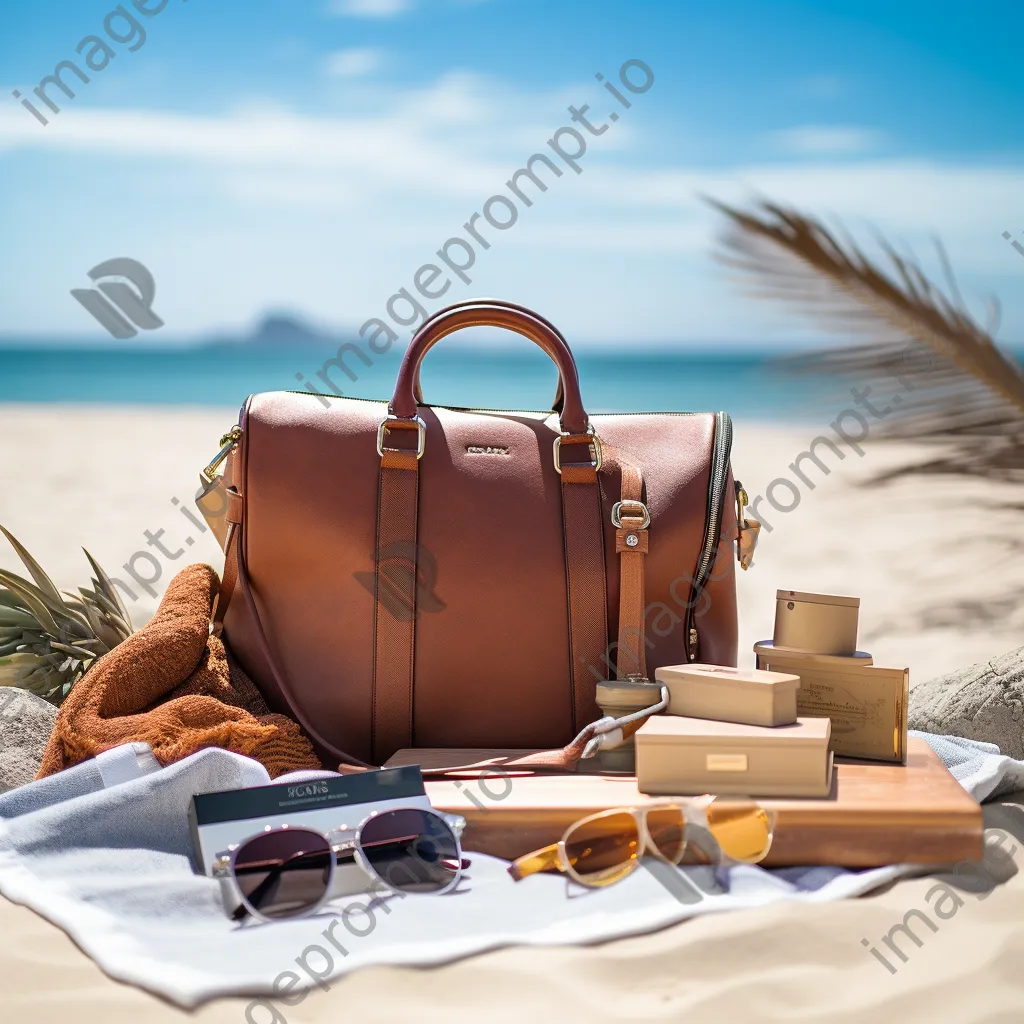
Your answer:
[0,345,829,419]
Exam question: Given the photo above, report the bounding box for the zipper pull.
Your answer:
[202,425,242,483]
[219,425,243,449]
[688,627,699,661]
[735,480,760,571]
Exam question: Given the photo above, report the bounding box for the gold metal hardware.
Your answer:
[735,481,759,571]
[202,426,242,483]
[688,626,699,661]
[611,499,650,529]
[553,426,603,475]
[622,673,653,684]
[377,415,427,459]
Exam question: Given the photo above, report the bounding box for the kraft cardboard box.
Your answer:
[635,715,834,798]
[754,641,908,764]
[655,663,801,727]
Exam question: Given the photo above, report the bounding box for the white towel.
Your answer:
[0,732,1018,1009]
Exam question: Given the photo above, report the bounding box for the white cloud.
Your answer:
[324,47,384,78]
[394,70,495,123]
[326,0,413,17]
[0,72,530,200]
[772,125,883,155]
[1,95,1019,243]
[324,0,492,19]
[1,73,1021,341]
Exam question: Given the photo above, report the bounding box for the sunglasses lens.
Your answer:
[359,809,460,894]
[706,799,773,863]
[233,828,332,919]
[645,805,686,863]
[564,811,639,885]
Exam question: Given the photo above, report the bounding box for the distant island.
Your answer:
[0,311,353,350]
[201,312,349,349]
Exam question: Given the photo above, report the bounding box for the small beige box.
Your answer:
[635,715,834,798]
[655,663,800,727]
[774,590,860,655]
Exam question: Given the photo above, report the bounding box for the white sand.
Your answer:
[730,417,1024,684]
[1,404,1020,685]
[2,403,1024,1021]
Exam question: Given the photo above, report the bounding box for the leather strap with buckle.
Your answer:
[611,462,650,682]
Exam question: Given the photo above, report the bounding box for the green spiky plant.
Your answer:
[0,526,134,705]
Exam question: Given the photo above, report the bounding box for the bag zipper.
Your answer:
[280,390,706,419]
[685,411,733,661]
[207,400,708,479]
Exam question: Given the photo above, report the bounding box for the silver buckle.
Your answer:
[553,426,603,475]
[377,416,426,459]
[611,499,650,529]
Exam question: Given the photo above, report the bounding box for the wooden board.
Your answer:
[387,737,983,867]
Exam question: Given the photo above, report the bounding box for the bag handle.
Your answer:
[391,300,589,435]
[411,298,569,415]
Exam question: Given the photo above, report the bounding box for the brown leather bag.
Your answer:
[203,300,753,768]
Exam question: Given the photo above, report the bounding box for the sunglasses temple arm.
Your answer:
[215,874,252,922]
[507,844,561,881]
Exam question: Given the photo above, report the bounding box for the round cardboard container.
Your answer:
[773,590,860,655]
[753,640,873,669]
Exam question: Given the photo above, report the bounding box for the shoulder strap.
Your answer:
[217,519,376,769]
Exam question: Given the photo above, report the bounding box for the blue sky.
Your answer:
[1,0,1022,344]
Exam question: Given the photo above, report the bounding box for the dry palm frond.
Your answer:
[705,196,1024,482]
[0,526,133,704]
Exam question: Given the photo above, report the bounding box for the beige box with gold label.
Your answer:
[655,663,801,727]
[635,715,834,798]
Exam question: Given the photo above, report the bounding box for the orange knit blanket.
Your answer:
[38,563,322,779]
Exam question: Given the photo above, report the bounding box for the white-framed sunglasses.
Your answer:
[509,796,775,887]
[213,807,467,923]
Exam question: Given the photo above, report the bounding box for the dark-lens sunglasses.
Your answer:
[213,807,467,922]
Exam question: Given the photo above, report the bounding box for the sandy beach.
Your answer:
[2,402,1023,1023]
[2,404,1020,687]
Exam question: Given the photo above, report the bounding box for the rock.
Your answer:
[0,689,58,793]
[909,646,1024,760]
